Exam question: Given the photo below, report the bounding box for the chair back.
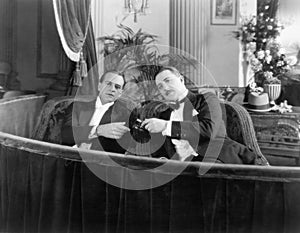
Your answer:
[31,96,76,143]
[221,101,269,165]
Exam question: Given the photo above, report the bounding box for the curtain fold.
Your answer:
[76,18,98,96]
[53,0,88,61]
[53,0,98,96]
[1,141,300,232]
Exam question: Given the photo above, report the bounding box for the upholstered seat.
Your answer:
[32,96,76,143]
[32,96,269,165]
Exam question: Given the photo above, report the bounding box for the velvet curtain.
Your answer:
[75,9,98,97]
[53,0,98,96]
[1,135,300,233]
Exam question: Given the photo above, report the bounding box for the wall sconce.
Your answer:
[124,0,149,22]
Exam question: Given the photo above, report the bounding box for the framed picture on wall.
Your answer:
[211,0,237,25]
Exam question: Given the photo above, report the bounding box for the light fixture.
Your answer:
[124,0,149,23]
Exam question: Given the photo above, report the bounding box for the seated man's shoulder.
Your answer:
[72,96,96,110]
[115,97,138,112]
[196,91,220,105]
[198,90,218,99]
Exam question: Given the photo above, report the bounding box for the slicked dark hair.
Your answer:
[99,70,126,88]
[154,66,182,79]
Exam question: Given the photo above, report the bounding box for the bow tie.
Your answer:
[167,98,187,110]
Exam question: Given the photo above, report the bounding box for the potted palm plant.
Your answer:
[97,24,159,72]
[97,24,198,101]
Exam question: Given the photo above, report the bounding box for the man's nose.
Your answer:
[160,83,168,91]
[110,84,116,92]
[163,85,171,93]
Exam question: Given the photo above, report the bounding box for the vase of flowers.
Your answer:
[262,71,282,104]
[264,83,281,104]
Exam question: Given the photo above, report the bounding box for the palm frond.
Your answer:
[99,25,198,99]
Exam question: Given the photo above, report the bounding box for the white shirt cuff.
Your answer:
[162,121,172,136]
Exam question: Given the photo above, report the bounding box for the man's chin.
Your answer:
[164,95,177,102]
[103,97,114,103]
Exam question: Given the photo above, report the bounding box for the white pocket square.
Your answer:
[192,109,199,116]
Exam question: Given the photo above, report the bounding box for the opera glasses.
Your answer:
[130,119,151,143]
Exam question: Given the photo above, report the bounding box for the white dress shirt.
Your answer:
[162,89,198,161]
[73,97,113,149]
[88,97,114,139]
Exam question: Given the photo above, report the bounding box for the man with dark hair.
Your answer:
[62,71,133,153]
[140,66,257,164]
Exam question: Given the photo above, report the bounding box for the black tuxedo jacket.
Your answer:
[140,91,256,164]
[61,97,133,154]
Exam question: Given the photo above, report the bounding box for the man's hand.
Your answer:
[141,118,168,133]
[96,122,130,139]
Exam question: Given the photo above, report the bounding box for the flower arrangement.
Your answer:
[260,71,281,84]
[233,8,290,87]
[249,41,290,85]
[233,10,284,51]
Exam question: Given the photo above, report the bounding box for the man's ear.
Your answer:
[180,75,185,84]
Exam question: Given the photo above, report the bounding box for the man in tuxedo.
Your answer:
[140,66,257,164]
[62,71,133,154]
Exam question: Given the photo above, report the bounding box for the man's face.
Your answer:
[98,72,124,104]
[155,70,186,101]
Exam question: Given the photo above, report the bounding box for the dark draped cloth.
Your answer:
[277,75,300,106]
[53,0,98,96]
[1,133,300,233]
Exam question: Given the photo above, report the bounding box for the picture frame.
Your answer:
[211,0,237,25]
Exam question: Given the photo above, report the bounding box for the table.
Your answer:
[192,86,300,166]
[249,109,300,166]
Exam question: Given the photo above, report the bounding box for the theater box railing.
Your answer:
[0,95,300,232]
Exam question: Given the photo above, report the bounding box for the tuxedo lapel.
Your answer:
[183,92,197,121]
[160,108,172,121]
[99,106,113,125]
[159,93,196,159]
